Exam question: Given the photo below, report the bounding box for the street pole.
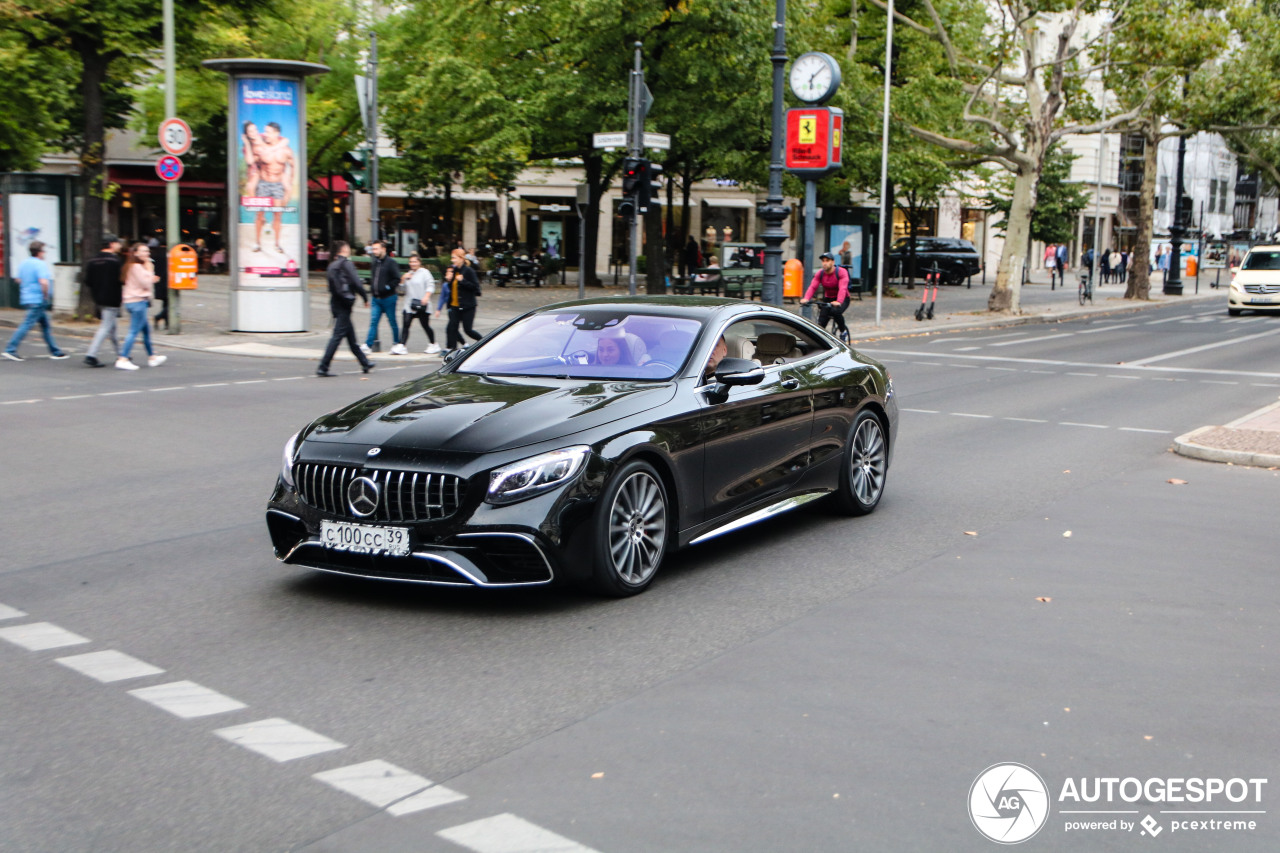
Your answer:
[759,0,789,306]
[874,0,894,326]
[163,0,181,333]
[803,180,816,290]
[368,31,379,246]
[1165,130,1187,296]
[627,42,643,297]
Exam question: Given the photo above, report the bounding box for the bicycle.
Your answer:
[1078,270,1093,305]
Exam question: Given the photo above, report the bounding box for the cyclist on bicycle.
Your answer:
[801,252,851,340]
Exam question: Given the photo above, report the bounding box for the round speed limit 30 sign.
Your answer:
[158,117,192,156]
[156,155,184,182]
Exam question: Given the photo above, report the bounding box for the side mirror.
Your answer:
[443,348,464,365]
[714,357,765,387]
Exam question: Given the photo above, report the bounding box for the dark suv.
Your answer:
[889,237,983,285]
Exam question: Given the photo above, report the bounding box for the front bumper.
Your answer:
[266,507,564,587]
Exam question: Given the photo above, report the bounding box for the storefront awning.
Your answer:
[108,168,224,193]
[702,198,757,209]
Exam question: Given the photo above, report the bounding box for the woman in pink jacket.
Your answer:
[116,242,167,370]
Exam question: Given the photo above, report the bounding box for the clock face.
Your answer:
[790,53,839,103]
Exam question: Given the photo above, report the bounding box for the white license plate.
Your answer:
[320,520,410,557]
[1249,296,1278,304]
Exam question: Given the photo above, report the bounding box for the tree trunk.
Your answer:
[1126,123,1156,301]
[76,46,109,319]
[989,165,1038,313]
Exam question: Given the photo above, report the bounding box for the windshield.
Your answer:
[456,310,704,380]
[1242,250,1280,271]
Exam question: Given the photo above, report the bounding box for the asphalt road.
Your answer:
[1,304,1278,852]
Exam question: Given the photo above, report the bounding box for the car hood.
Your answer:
[1233,268,1280,284]
[303,371,677,453]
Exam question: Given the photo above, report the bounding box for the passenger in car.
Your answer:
[702,335,728,380]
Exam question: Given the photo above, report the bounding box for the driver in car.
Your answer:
[702,336,728,380]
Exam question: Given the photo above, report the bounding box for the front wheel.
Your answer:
[591,460,670,596]
[830,410,888,516]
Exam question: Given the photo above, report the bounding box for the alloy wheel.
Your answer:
[850,417,887,506]
[606,470,667,586]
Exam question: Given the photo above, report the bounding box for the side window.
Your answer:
[732,318,831,366]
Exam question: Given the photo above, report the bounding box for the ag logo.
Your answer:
[969,763,1050,844]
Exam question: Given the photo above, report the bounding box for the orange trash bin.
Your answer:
[784,258,804,299]
[1185,256,1198,277]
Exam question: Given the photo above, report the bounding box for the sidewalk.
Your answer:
[7,267,1275,467]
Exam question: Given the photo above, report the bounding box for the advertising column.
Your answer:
[203,59,328,332]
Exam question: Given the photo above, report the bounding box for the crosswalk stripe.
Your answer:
[214,717,345,762]
[438,813,601,853]
[57,649,164,683]
[0,622,90,651]
[129,680,247,718]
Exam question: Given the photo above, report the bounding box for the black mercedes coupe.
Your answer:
[266,297,897,596]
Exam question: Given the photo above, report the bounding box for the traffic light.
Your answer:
[621,158,646,195]
[640,161,663,212]
[342,149,368,190]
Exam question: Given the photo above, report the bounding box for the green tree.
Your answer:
[0,33,74,171]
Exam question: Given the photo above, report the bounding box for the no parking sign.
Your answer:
[156,155,184,182]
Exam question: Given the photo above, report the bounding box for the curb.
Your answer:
[1172,426,1280,468]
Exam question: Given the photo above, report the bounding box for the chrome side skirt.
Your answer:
[689,491,830,546]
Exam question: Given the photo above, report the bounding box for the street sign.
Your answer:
[539,204,571,212]
[593,132,628,149]
[642,132,670,150]
[785,107,843,177]
[168,244,199,290]
[156,155,184,182]
[158,117,192,156]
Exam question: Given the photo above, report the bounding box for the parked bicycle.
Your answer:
[1078,270,1093,305]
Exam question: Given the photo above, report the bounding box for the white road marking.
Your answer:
[902,408,939,414]
[99,390,142,396]
[1119,427,1172,434]
[1252,383,1280,388]
[214,717,345,762]
[0,602,27,620]
[985,366,1018,371]
[313,760,467,814]
[129,680,247,718]
[272,376,304,381]
[955,346,981,351]
[1059,422,1109,429]
[388,784,469,815]
[1003,417,1049,423]
[1200,380,1238,385]
[194,382,229,388]
[1124,327,1280,366]
[53,394,94,400]
[1078,323,1138,334]
[1028,370,1057,374]
[1067,372,1098,377]
[989,333,1075,347]
[1105,375,1142,380]
[0,622,90,651]
[951,412,993,418]
[150,386,185,392]
[438,813,602,853]
[57,649,164,683]
[861,348,1280,379]
[234,379,268,385]
[1144,314,1201,325]
[2,399,42,405]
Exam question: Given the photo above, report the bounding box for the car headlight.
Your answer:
[1229,279,1242,292]
[281,432,300,488]
[487,446,590,505]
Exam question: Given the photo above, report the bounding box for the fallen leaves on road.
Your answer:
[591,772,605,779]
[1036,597,1052,603]
[964,531,978,536]
[1167,478,1188,485]
[1063,531,1073,538]
[1063,469,1071,474]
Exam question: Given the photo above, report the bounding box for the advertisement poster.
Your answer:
[829,223,862,273]
[8,194,61,279]
[541,221,563,258]
[237,77,302,285]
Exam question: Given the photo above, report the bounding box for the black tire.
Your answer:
[1228,308,1242,316]
[591,460,670,596]
[830,410,888,516]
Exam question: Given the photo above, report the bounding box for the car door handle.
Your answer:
[781,377,801,390]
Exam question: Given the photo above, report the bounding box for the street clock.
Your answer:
[789,52,841,104]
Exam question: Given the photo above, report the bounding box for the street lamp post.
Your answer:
[759,0,790,306]
[1165,131,1187,296]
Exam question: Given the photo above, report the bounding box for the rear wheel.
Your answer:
[830,410,888,516]
[591,460,669,596]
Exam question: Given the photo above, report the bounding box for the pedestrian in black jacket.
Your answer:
[318,241,374,376]
[84,235,124,367]
[435,248,482,353]
[363,240,402,353]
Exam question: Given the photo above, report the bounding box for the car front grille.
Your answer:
[294,463,464,522]
[1243,283,1280,294]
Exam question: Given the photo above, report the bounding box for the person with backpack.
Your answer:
[317,241,374,377]
[800,252,851,340]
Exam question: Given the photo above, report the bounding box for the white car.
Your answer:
[1228,245,1280,315]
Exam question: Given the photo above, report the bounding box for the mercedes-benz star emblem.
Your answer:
[347,476,381,518]
[367,447,381,457]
